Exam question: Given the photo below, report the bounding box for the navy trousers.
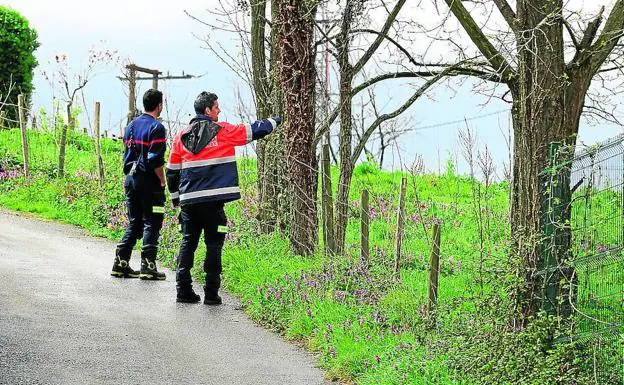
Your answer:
[176,202,227,294]
[116,175,166,262]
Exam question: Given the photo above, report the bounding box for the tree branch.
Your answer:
[491,0,518,33]
[314,71,445,145]
[313,63,502,146]
[352,0,407,74]
[350,67,455,165]
[569,7,605,68]
[589,0,624,74]
[563,19,580,50]
[444,0,515,82]
[314,19,340,48]
[581,8,604,48]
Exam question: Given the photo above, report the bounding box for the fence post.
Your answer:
[360,189,370,263]
[58,123,68,177]
[94,102,105,187]
[0,111,5,130]
[321,142,335,255]
[540,142,562,316]
[18,94,30,176]
[394,176,407,279]
[428,221,441,314]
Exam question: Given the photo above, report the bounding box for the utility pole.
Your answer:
[118,64,195,125]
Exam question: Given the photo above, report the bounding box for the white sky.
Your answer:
[3,0,623,175]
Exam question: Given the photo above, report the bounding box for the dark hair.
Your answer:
[194,91,218,115]
[143,89,163,112]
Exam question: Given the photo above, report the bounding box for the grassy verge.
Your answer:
[1,128,619,385]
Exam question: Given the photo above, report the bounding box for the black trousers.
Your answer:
[116,176,166,262]
[176,202,227,294]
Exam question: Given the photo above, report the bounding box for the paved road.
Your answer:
[0,211,327,385]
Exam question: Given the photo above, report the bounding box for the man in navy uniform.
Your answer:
[167,91,281,303]
[111,89,167,281]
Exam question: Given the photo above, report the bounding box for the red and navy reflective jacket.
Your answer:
[166,114,275,206]
[122,114,167,188]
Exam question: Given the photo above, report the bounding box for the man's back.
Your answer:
[123,114,167,191]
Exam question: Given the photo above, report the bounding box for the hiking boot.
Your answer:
[203,293,222,305]
[111,257,140,278]
[203,284,222,305]
[177,287,201,303]
[140,259,166,280]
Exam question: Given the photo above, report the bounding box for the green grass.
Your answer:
[0,128,621,385]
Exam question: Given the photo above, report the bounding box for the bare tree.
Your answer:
[428,0,624,320]
[188,1,288,233]
[314,0,483,254]
[43,48,117,177]
[358,88,417,169]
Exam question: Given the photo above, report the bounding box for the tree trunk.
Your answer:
[334,0,355,255]
[274,0,318,255]
[252,0,288,233]
[512,0,591,320]
[442,0,624,323]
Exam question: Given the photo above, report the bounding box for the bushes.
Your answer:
[0,6,39,123]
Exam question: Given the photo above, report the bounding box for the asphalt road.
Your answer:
[0,211,327,385]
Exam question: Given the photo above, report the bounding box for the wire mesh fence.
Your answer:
[540,134,624,384]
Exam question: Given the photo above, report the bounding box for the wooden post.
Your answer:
[321,142,335,255]
[58,123,68,177]
[360,189,370,263]
[127,68,137,125]
[18,94,29,175]
[152,73,159,90]
[94,102,105,187]
[0,111,5,130]
[428,221,441,314]
[394,177,407,279]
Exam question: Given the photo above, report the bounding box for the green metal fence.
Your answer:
[540,134,623,384]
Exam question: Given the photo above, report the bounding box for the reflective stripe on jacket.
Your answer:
[166,114,275,206]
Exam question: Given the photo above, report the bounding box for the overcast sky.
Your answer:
[3,0,623,175]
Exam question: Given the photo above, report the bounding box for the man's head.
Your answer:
[143,89,163,117]
[194,91,220,121]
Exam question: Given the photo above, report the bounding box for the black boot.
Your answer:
[204,274,222,305]
[140,244,166,280]
[111,256,140,278]
[203,289,222,305]
[177,286,201,303]
[140,258,166,280]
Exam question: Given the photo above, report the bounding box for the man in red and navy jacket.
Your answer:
[167,91,281,304]
[112,89,167,281]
